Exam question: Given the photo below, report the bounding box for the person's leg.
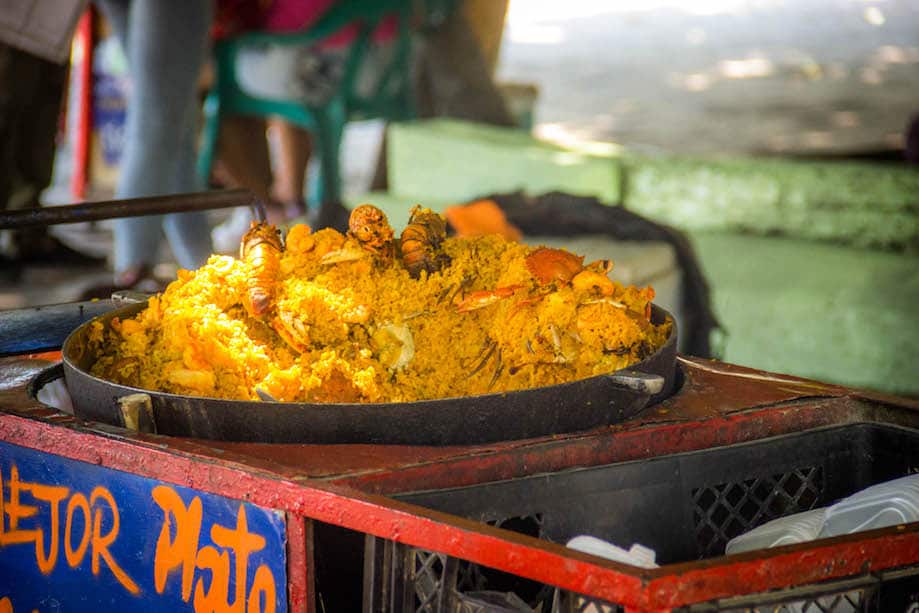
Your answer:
[163,91,214,269]
[97,0,161,278]
[12,48,72,260]
[0,43,39,257]
[111,0,213,274]
[209,114,277,254]
[217,114,274,204]
[270,118,311,218]
[0,42,80,264]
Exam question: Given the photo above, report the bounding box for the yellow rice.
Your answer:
[88,222,670,403]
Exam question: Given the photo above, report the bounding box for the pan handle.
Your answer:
[111,290,151,304]
[117,393,158,434]
[604,370,665,396]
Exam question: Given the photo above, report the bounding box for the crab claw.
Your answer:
[455,285,523,313]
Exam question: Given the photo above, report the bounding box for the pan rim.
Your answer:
[62,300,677,410]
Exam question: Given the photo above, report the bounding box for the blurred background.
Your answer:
[502,0,918,155]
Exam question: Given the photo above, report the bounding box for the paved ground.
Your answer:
[498,0,919,155]
[3,0,918,309]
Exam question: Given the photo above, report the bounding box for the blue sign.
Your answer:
[0,441,287,613]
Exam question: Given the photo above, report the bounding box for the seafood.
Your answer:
[348,204,394,260]
[525,247,615,295]
[465,337,504,390]
[456,247,636,380]
[400,206,451,278]
[525,247,584,286]
[372,324,415,370]
[454,285,522,313]
[320,245,368,265]
[320,205,394,265]
[455,248,615,316]
[571,270,615,296]
[90,214,669,404]
[240,222,283,318]
[273,309,311,354]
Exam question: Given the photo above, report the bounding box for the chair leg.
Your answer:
[196,92,221,190]
[310,98,349,231]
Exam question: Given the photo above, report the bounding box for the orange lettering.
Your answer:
[211,506,265,612]
[28,482,68,575]
[89,487,140,595]
[6,467,38,529]
[64,493,91,568]
[151,489,279,612]
[0,466,68,573]
[193,545,231,612]
[1,466,39,546]
[247,565,277,613]
[0,597,11,613]
[152,485,202,601]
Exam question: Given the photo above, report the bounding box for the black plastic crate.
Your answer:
[360,423,919,611]
[398,423,919,564]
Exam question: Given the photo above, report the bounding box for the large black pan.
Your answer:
[62,301,677,445]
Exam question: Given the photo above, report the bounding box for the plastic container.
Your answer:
[821,473,919,537]
[566,536,658,568]
[725,507,826,554]
[456,591,534,612]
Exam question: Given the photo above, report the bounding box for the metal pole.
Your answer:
[0,189,266,230]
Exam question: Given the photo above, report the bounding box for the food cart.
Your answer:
[2,194,919,612]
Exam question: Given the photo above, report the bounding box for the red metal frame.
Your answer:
[70,8,93,200]
[3,355,919,611]
[285,513,312,613]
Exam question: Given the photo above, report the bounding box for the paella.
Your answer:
[87,205,671,404]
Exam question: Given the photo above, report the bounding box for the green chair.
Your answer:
[196,0,417,215]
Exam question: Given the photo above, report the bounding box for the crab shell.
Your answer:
[525,247,585,285]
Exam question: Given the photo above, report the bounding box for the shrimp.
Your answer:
[240,221,284,319]
[400,205,451,278]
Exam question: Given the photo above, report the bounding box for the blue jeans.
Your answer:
[96,0,213,273]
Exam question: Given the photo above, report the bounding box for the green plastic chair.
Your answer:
[196,0,417,210]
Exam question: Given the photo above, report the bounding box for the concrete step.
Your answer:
[690,231,919,395]
[388,119,919,249]
[388,119,621,204]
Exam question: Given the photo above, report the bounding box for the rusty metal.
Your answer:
[286,514,313,613]
[6,351,919,610]
[644,530,919,609]
[5,407,919,610]
[0,188,264,229]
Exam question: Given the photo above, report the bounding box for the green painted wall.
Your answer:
[389,119,621,204]
[624,155,919,249]
[690,232,919,394]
